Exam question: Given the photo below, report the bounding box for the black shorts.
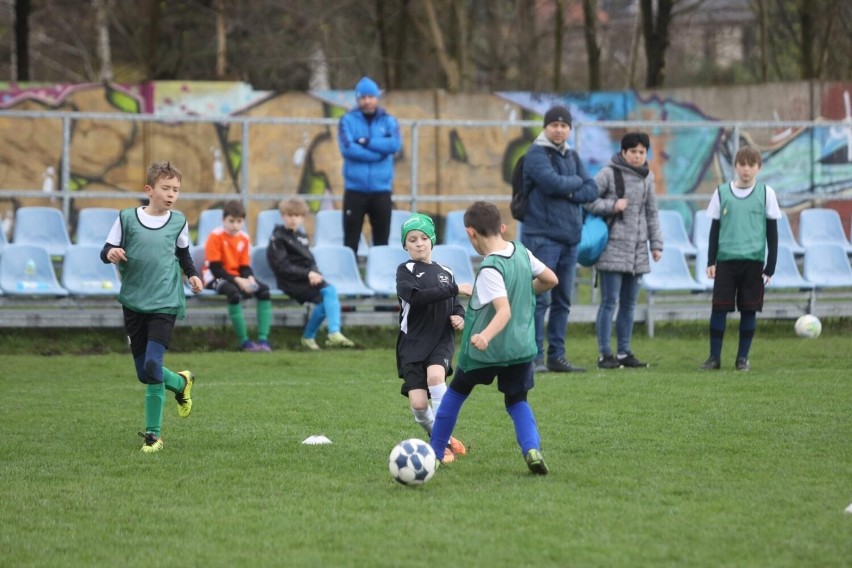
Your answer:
[450,361,535,398]
[123,307,177,357]
[711,260,764,312]
[399,342,455,397]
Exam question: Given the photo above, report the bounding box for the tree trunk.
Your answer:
[94,0,113,82]
[756,0,768,82]
[796,0,814,79]
[421,0,460,91]
[627,2,642,88]
[582,0,600,91]
[640,0,673,88]
[215,0,227,79]
[146,0,160,79]
[14,0,30,81]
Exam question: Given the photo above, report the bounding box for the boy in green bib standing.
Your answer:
[429,201,557,474]
[701,146,780,371]
[101,161,203,452]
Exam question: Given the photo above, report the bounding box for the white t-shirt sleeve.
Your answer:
[177,225,192,248]
[473,266,507,306]
[105,218,122,246]
[527,250,547,276]
[764,185,782,220]
[706,189,721,220]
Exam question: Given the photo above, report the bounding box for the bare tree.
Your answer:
[640,0,706,88]
[214,0,226,79]
[14,0,29,80]
[581,0,601,91]
[93,0,112,81]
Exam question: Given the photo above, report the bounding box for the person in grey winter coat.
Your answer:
[521,105,599,374]
[586,132,663,369]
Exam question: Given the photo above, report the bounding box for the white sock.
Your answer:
[412,406,434,435]
[428,383,447,415]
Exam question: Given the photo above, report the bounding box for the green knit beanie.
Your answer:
[400,213,436,248]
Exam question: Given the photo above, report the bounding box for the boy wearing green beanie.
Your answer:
[395,213,471,463]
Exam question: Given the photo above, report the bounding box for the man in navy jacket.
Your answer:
[337,76,402,255]
[521,105,599,373]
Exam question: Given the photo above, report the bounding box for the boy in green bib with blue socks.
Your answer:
[101,161,202,453]
[429,201,558,474]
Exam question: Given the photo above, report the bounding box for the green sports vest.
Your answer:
[717,183,766,262]
[457,242,537,371]
[117,208,188,318]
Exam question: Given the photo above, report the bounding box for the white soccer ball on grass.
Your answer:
[388,438,437,486]
[794,315,822,338]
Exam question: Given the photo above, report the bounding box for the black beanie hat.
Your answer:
[543,105,572,128]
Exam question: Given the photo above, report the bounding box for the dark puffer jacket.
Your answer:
[266,225,327,304]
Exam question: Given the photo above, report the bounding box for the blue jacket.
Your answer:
[521,133,599,246]
[337,107,401,192]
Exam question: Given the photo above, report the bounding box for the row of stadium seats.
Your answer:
[0,206,483,260]
[0,242,478,300]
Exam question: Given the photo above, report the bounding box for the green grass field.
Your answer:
[1,321,851,567]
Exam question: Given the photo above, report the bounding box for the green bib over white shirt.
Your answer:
[717,183,767,262]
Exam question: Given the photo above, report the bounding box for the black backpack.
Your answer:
[510,149,554,222]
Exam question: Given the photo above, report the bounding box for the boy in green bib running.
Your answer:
[101,161,203,453]
[429,201,557,474]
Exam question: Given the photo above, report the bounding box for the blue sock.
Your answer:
[321,285,342,333]
[303,303,326,339]
[430,387,467,459]
[143,341,166,384]
[737,311,756,359]
[709,310,727,360]
[506,401,541,455]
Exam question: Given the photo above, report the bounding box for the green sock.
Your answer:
[228,303,249,343]
[257,299,272,341]
[162,367,184,394]
[145,383,165,436]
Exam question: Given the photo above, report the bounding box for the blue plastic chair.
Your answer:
[692,210,711,251]
[312,245,375,298]
[196,208,224,246]
[76,207,119,245]
[642,248,705,294]
[443,210,479,258]
[61,244,121,297]
[0,244,68,296]
[803,243,852,288]
[250,245,286,296]
[12,206,72,257]
[768,244,813,290]
[692,246,714,291]
[777,212,805,256]
[431,244,477,286]
[364,245,410,296]
[386,209,411,247]
[658,209,697,257]
[254,209,282,246]
[313,210,369,257]
[798,208,852,254]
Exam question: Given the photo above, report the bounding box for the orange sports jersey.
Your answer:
[203,227,252,285]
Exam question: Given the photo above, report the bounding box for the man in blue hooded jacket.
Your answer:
[337,76,402,255]
[521,105,599,373]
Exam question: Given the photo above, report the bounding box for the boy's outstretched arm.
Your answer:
[533,266,558,295]
[470,296,510,351]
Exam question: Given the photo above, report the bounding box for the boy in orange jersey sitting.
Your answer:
[203,200,273,351]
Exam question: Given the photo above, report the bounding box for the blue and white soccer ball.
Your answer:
[388,438,437,486]
[794,314,822,338]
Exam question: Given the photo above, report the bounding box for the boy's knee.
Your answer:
[143,359,164,384]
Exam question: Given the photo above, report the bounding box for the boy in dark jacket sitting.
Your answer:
[267,198,354,350]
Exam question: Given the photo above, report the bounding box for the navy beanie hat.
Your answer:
[355,76,381,99]
[543,105,572,127]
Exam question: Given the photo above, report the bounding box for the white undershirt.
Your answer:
[706,182,782,221]
[473,242,547,306]
[105,207,192,248]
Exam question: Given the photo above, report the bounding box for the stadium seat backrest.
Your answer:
[641,247,703,292]
[693,246,714,291]
[61,244,121,296]
[76,207,119,245]
[255,209,281,246]
[313,245,374,297]
[443,210,480,258]
[803,243,852,288]
[777,212,804,256]
[692,210,711,251]
[364,245,409,296]
[386,209,411,248]
[313,210,369,257]
[768,244,813,290]
[0,243,68,296]
[431,244,477,286]
[196,209,224,246]
[249,245,285,296]
[798,208,852,252]
[658,209,697,256]
[12,206,72,257]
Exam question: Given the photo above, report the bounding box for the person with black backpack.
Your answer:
[519,105,599,373]
[585,132,663,369]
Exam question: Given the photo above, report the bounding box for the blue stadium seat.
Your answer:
[777,212,805,256]
[386,209,411,247]
[12,206,72,257]
[803,243,852,288]
[0,244,68,296]
[443,210,479,258]
[692,210,711,251]
[196,208,224,247]
[642,247,705,294]
[798,208,852,254]
[76,207,119,245]
[768,244,813,290]
[658,209,697,257]
[249,245,286,296]
[431,244,477,286]
[186,245,216,297]
[61,244,121,297]
[313,245,375,298]
[693,246,714,291]
[254,209,282,246]
[364,245,409,296]
[313,210,369,257]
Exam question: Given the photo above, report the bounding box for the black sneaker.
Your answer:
[699,356,721,370]
[618,352,648,368]
[533,357,549,373]
[735,357,750,371]
[547,356,586,373]
[597,354,622,369]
